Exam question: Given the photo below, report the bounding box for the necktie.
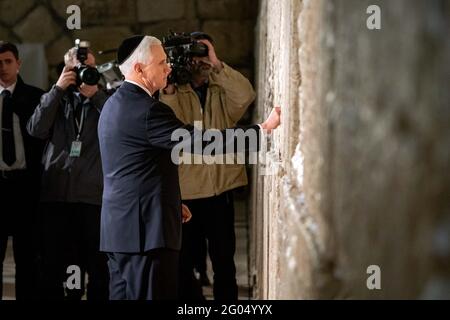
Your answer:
[1,90,16,166]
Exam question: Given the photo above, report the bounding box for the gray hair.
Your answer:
[119,36,162,77]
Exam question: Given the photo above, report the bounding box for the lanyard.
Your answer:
[74,106,86,141]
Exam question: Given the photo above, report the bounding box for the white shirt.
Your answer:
[0,82,27,171]
[0,82,17,95]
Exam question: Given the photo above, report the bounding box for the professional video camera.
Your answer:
[162,31,209,85]
[73,39,101,86]
[97,61,123,90]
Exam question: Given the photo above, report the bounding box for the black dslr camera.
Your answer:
[162,32,208,85]
[73,39,100,86]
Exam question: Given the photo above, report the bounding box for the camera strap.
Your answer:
[70,106,86,158]
[74,105,86,141]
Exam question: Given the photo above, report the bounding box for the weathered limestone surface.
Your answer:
[0,0,35,26]
[14,6,61,44]
[137,0,185,23]
[253,0,450,299]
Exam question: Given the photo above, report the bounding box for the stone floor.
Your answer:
[1,197,251,300]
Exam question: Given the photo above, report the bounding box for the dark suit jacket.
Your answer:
[98,82,260,253]
[9,76,45,183]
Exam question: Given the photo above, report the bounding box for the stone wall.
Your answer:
[253,0,450,299]
[0,0,257,88]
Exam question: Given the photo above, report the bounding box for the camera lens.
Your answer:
[79,66,100,85]
[190,43,208,57]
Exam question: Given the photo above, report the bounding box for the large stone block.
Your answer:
[0,0,35,26]
[14,6,61,44]
[184,0,197,19]
[0,26,10,40]
[50,0,137,25]
[137,0,185,23]
[197,0,258,19]
[253,0,450,300]
[142,20,200,40]
[46,35,74,66]
[0,30,20,44]
[203,20,255,66]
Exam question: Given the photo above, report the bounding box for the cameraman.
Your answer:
[27,46,110,300]
[160,32,256,301]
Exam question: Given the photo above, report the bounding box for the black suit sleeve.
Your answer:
[146,101,194,150]
[146,101,261,154]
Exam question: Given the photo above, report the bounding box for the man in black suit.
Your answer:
[98,35,281,300]
[0,41,45,299]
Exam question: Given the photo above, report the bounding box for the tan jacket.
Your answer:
[160,63,256,200]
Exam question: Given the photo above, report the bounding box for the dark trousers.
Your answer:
[107,249,179,300]
[0,171,40,300]
[193,236,208,275]
[38,202,109,300]
[180,191,238,301]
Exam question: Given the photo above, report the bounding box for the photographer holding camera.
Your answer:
[27,42,110,300]
[160,32,256,301]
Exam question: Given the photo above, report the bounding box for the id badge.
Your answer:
[70,141,82,157]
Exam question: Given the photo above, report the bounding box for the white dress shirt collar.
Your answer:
[0,81,17,95]
[124,80,154,98]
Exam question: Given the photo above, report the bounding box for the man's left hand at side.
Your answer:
[182,204,192,223]
[79,83,99,98]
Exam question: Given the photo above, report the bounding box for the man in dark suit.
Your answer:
[98,35,281,300]
[0,41,45,299]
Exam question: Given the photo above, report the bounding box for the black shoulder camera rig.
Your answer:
[162,31,209,85]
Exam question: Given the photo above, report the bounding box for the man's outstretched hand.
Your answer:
[182,204,192,223]
[261,106,282,133]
